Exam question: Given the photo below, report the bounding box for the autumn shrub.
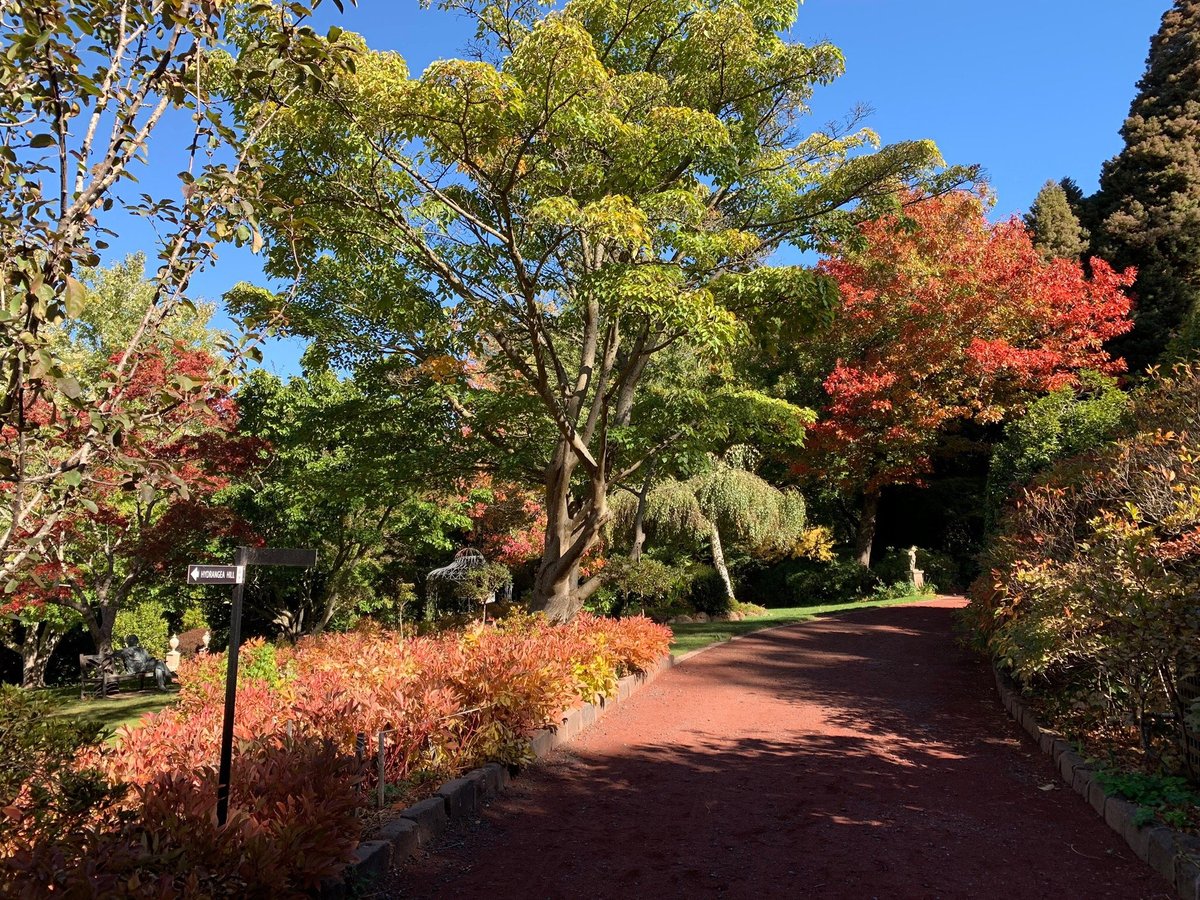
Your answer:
[2,614,670,896]
[973,365,1200,772]
[0,685,127,898]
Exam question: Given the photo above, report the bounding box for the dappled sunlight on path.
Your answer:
[386,599,1168,899]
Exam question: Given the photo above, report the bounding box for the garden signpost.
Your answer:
[186,546,317,826]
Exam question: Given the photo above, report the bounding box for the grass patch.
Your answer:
[669,594,933,657]
[39,684,180,736]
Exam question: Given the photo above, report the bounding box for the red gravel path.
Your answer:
[386,598,1168,899]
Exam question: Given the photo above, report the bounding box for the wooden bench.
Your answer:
[79,652,151,700]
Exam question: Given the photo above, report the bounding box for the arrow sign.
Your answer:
[187,565,244,585]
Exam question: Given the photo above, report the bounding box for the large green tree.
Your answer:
[1093,0,1200,366]
[228,367,473,636]
[238,0,970,620]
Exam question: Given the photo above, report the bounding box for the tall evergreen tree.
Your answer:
[1025,180,1089,261]
[1094,0,1200,366]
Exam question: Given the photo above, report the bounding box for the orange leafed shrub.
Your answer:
[2,615,670,897]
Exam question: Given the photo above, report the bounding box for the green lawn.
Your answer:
[41,684,180,735]
[669,594,934,657]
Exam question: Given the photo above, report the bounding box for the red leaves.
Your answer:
[22,615,671,896]
[803,190,1135,492]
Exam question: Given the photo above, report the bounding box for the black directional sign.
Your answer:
[244,547,317,567]
[187,564,243,585]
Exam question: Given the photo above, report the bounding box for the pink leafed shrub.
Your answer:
[3,614,670,897]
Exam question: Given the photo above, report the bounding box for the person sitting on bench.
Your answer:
[115,635,174,690]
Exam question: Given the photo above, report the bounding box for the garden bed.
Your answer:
[0,614,671,898]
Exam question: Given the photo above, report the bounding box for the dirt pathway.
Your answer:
[387,598,1168,899]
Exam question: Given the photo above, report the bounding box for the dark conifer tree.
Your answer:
[1094,0,1200,366]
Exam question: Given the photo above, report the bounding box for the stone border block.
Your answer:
[349,840,391,882]
[1037,730,1052,755]
[1148,828,1180,880]
[437,777,477,821]
[1088,778,1108,817]
[399,795,448,846]
[618,676,635,702]
[580,702,597,730]
[1105,796,1137,836]
[376,817,419,860]
[529,728,554,757]
[1071,764,1092,798]
[1176,854,1200,900]
[1058,750,1084,784]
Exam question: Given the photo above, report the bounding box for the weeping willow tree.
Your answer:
[610,452,807,602]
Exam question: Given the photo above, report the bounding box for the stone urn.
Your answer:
[165,634,182,673]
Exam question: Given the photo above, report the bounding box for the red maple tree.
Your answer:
[802,190,1135,565]
[1,346,262,672]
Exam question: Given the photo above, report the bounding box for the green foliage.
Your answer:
[1093,0,1200,367]
[611,452,808,560]
[1024,180,1089,261]
[1094,769,1200,830]
[687,564,734,617]
[986,372,1132,523]
[604,558,686,617]
[870,580,935,602]
[733,552,884,607]
[241,0,969,617]
[782,556,882,605]
[42,254,220,385]
[114,601,171,657]
[229,369,474,636]
[181,605,208,632]
[872,546,958,592]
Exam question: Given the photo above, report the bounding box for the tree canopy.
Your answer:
[1093,0,1200,366]
[231,0,971,619]
[794,190,1135,566]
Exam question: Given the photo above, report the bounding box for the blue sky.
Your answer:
[104,0,1172,376]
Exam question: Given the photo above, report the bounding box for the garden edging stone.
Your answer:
[993,663,1198,900]
[320,652,674,896]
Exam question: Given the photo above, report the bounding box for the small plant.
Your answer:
[1093,769,1200,830]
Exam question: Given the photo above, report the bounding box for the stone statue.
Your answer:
[907,546,925,591]
[115,635,174,690]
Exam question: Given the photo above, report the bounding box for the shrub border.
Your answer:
[320,652,676,897]
[992,664,1200,900]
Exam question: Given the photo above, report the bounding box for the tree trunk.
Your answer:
[629,462,656,562]
[710,521,736,604]
[81,585,119,659]
[20,621,64,688]
[529,439,608,622]
[855,487,881,568]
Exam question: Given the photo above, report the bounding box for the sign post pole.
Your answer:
[215,545,248,827]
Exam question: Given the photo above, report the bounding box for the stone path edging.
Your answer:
[321,652,676,897]
[992,664,1200,900]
